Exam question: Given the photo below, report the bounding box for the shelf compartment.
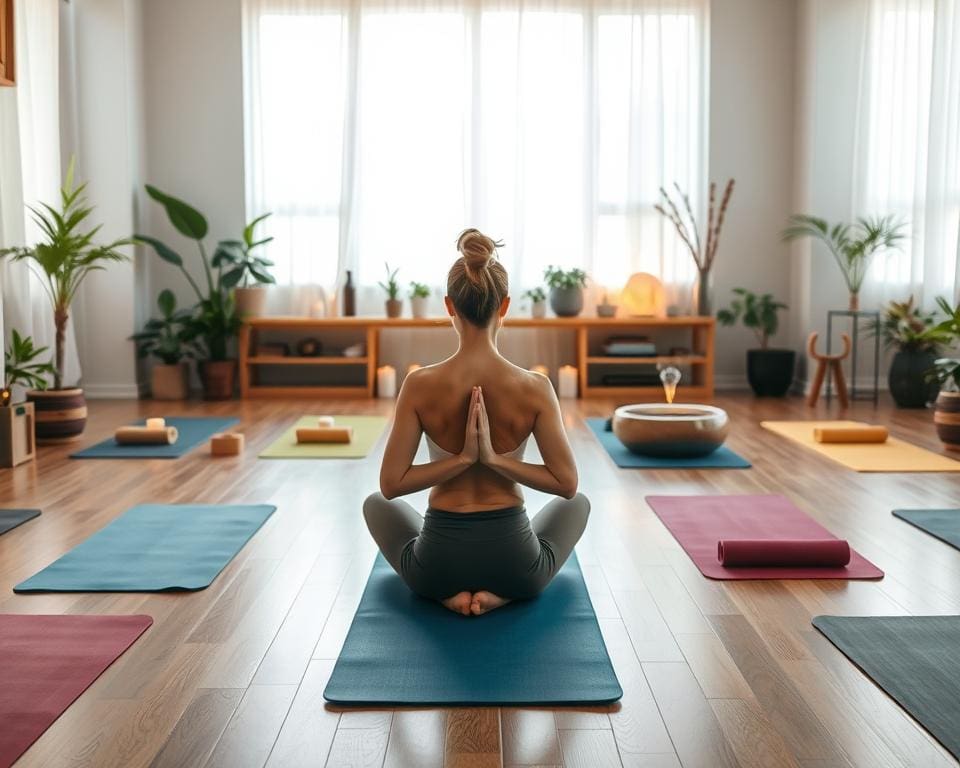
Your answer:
[247,356,369,366]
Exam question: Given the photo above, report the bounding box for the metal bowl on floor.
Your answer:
[612,403,729,457]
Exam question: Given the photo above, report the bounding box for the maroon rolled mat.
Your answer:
[0,614,152,768]
[646,494,883,580]
[717,538,851,567]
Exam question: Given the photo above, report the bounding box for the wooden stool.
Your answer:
[807,332,851,409]
[210,432,244,456]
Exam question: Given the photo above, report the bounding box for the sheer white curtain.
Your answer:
[854,0,960,307]
[242,0,708,317]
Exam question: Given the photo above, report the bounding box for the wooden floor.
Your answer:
[2,393,959,768]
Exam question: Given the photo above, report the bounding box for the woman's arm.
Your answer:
[379,382,480,499]
[476,383,578,499]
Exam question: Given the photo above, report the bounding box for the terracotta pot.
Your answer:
[934,390,960,451]
[151,362,190,400]
[26,388,87,443]
[385,299,403,318]
[199,360,236,400]
[234,286,268,317]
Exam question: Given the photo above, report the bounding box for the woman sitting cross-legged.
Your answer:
[363,228,590,616]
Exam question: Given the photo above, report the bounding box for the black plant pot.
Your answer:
[746,348,795,397]
[888,350,938,408]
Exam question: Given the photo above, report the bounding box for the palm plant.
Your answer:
[782,214,905,310]
[717,288,787,349]
[3,330,57,395]
[0,159,130,388]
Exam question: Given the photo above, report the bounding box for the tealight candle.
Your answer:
[146,417,165,429]
[377,365,397,398]
[317,416,335,427]
[557,365,578,398]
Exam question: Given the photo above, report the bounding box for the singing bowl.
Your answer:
[612,403,730,458]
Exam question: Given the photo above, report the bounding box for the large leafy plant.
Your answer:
[717,288,787,349]
[214,213,276,288]
[3,330,57,394]
[0,159,130,388]
[875,296,949,354]
[543,266,587,290]
[130,289,199,365]
[931,298,960,391]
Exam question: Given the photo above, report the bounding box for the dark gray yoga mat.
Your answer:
[892,508,960,550]
[813,615,960,760]
[71,417,239,459]
[0,509,40,536]
[324,552,622,706]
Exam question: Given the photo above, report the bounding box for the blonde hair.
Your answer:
[447,228,509,327]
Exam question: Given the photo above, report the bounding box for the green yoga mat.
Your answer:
[892,508,960,550]
[259,415,388,459]
[813,615,960,760]
[586,418,751,469]
[324,553,622,706]
[14,504,276,592]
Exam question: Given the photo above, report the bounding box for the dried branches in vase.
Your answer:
[655,179,735,316]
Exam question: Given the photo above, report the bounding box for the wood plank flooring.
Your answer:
[2,394,959,767]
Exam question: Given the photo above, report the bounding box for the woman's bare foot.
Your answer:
[441,591,473,616]
[470,591,511,616]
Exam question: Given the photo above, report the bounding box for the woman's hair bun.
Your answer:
[456,228,501,272]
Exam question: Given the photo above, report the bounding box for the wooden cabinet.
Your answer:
[0,0,14,87]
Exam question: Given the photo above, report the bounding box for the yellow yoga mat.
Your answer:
[260,415,388,459]
[761,420,960,473]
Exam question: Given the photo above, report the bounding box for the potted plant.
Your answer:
[215,213,275,317]
[409,282,430,319]
[875,296,948,408]
[1,332,55,466]
[930,298,960,450]
[380,263,402,318]
[544,266,587,317]
[717,288,793,396]
[782,214,905,311]
[130,289,199,400]
[0,160,130,441]
[523,287,547,318]
[135,185,244,399]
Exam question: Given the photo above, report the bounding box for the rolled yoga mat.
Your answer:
[295,426,353,444]
[14,503,276,592]
[761,420,960,472]
[114,425,179,445]
[72,416,239,459]
[323,553,622,706]
[892,508,960,551]
[814,425,888,443]
[646,494,883,579]
[0,509,40,537]
[260,415,388,459]
[0,614,152,768]
[586,418,750,469]
[718,538,850,567]
[813,615,960,761]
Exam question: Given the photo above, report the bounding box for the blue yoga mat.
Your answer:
[586,418,751,469]
[893,508,960,551]
[14,504,276,592]
[71,417,239,459]
[324,553,622,706]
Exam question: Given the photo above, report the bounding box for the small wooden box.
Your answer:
[210,432,244,456]
[0,402,36,467]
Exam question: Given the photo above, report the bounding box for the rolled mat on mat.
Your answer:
[71,417,239,459]
[814,425,888,443]
[718,538,850,567]
[760,420,960,472]
[295,426,353,444]
[323,553,622,706]
[646,494,882,579]
[813,615,960,761]
[114,425,179,445]
[586,418,750,469]
[0,509,40,537]
[260,415,388,459]
[0,614,152,768]
[14,504,276,592]
[892,508,960,551]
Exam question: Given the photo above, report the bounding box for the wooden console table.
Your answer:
[239,315,714,400]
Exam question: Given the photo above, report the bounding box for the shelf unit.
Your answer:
[239,315,714,400]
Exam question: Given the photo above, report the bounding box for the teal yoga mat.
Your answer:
[71,417,239,459]
[892,508,960,550]
[14,504,276,592]
[586,418,750,469]
[324,553,622,706]
[813,615,960,760]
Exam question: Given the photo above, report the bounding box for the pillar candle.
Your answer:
[557,365,578,398]
[530,364,549,377]
[145,417,165,429]
[377,365,397,398]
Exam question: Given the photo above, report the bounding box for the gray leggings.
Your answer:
[363,492,590,601]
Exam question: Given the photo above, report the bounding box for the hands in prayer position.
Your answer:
[461,386,496,466]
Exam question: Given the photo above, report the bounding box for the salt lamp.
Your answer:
[620,272,665,317]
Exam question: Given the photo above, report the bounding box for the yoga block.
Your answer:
[296,426,353,444]
[115,426,179,445]
[0,403,36,468]
[210,432,244,456]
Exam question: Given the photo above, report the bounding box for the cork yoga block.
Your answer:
[814,426,889,444]
[296,426,353,444]
[210,432,245,456]
[114,426,179,445]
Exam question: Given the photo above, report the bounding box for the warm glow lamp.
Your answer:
[620,272,665,317]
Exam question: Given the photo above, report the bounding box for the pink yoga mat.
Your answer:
[0,614,153,768]
[647,495,883,579]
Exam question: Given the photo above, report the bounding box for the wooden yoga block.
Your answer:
[814,425,889,444]
[210,432,244,456]
[296,426,353,444]
[317,416,335,427]
[114,426,179,445]
[0,402,36,468]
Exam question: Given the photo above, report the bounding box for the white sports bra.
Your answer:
[425,433,529,461]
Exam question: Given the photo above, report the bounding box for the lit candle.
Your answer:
[377,365,397,398]
[530,364,549,377]
[310,299,326,318]
[317,416,335,427]
[557,365,578,398]
[146,417,165,429]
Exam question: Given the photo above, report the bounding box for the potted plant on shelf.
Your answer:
[0,160,130,441]
[930,297,960,450]
[875,296,947,408]
[717,288,793,396]
[544,266,587,317]
[409,282,430,319]
[782,214,905,311]
[130,289,199,400]
[215,213,275,317]
[380,263,402,318]
[523,287,547,318]
[135,185,243,400]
